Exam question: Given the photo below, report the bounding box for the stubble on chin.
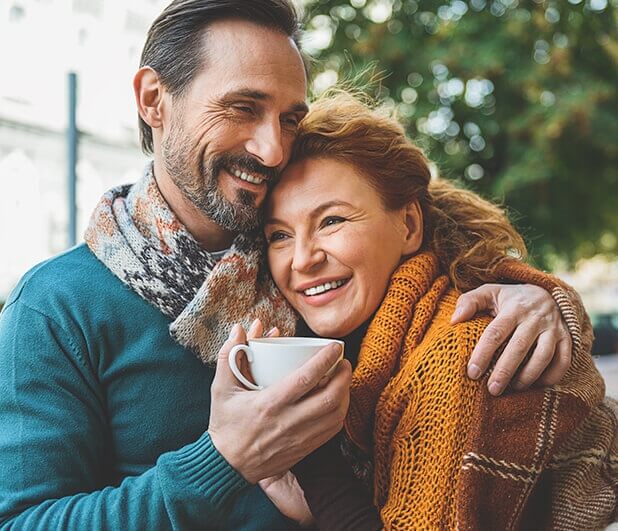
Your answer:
[161,127,262,233]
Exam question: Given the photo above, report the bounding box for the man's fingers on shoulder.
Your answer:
[538,338,572,385]
[468,316,522,380]
[488,363,520,395]
[471,319,512,360]
[452,288,490,323]
[559,323,573,347]
[452,294,477,323]
[511,333,557,389]
[486,324,541,392]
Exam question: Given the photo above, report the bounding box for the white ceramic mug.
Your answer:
[228,337,345,390]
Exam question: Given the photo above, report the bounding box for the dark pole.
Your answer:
[67,72,78,248]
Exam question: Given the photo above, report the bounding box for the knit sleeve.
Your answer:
[293,436,382,531]
[0,299,288,531]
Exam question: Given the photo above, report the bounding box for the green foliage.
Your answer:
[302,0,618,268]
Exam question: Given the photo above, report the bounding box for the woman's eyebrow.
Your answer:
[310,200,355,216]
[265,200,354,226]
[264,216,286,227]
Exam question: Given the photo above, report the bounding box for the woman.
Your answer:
[252,92,616,529]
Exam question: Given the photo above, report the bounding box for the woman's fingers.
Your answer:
[247,318,263,340]
[247,319,280,339]
[265,326,280,338]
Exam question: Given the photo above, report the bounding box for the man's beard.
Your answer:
[161,126,279,233]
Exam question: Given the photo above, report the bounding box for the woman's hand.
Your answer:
[259,471,315,527]
[452,283,572,396]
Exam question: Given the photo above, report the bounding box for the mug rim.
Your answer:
[249,337,343,346]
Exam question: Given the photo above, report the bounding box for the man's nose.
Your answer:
[245,119,285,168]
[291,240,326,273]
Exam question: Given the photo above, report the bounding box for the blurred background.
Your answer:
[0,0,616,379]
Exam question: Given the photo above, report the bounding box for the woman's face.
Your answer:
[265,157,421,338]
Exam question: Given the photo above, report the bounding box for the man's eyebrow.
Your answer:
[223,89,308,114]
[265,200,354,226]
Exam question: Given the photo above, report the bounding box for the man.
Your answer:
[0,1,575,528]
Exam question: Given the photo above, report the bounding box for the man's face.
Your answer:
[160,19,308,232]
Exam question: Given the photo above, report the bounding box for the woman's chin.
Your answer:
[306,320,357,339]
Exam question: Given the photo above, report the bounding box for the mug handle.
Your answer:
[228,344,262,390]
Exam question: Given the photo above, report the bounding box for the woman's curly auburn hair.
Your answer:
[291,91,527,292]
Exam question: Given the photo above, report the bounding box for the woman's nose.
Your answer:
[291,241,326,272]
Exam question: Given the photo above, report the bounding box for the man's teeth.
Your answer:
[232,169,264,185]
[304,279,347,296]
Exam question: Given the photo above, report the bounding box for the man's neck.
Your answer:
[152,160,236,252]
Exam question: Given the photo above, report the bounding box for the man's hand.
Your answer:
[208,321,352,484]
[259,472,314,527]
[452,284,572,396]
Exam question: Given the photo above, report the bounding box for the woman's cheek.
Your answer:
[268,249,288,292]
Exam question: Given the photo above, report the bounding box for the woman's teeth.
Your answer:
[304,279,348,296]
[232,169,264,185]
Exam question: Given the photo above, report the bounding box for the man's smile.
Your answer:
[230,167,266,185]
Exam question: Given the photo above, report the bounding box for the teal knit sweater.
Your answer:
[0,244,291,530]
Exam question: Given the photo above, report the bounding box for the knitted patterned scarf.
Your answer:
[84,163,297,365]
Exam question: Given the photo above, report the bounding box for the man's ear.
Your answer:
[402,199,424,256]
[133,66,164,129]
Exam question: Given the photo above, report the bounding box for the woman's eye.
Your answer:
[322,216,345,228]
[267,231,289,244]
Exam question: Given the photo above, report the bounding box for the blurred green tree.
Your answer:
[301,0,618,268]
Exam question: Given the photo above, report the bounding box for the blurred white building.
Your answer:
[558,258,618,316]
[0,0,169,298]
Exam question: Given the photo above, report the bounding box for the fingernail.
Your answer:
[452,308,461,321]
[265,327,278,337]
[489,382,503,396]
[467,363,482,380]
[229,323,241,338]
[329,342,342,355]
[318,376,330,388]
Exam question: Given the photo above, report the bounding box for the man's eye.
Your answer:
[322,216,345,228]
[282,115,300,128]
[234,105,254,114]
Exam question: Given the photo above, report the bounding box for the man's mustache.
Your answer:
[212,153,280,184]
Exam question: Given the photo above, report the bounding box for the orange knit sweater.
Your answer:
[344,252,616,530]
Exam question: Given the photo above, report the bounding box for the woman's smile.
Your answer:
[296,277,352,306]
[265,157,420,337]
